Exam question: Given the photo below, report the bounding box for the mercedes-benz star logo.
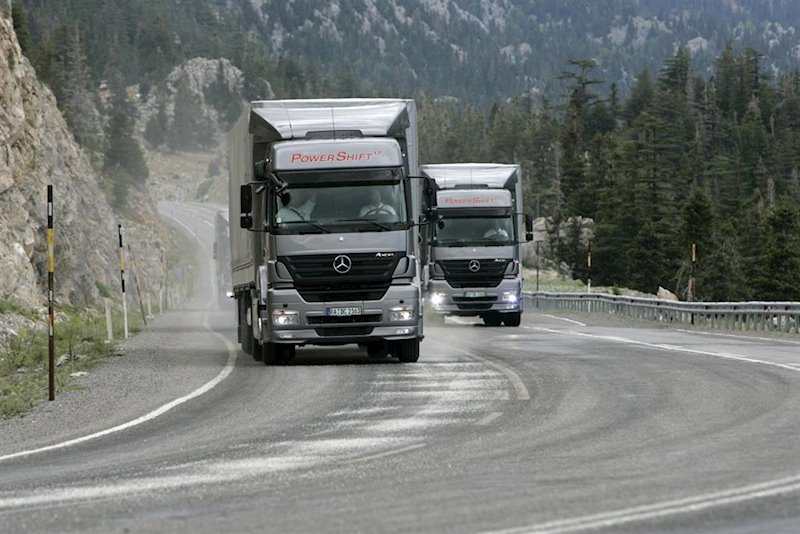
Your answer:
[333,255,352,274]
[468,259,481,273]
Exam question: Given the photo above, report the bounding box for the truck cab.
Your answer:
[229,99,434,364]
[421,164,532,327]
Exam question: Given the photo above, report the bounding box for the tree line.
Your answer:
[12,0,800,300]
[416,48,800,302]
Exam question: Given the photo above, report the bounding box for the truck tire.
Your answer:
[279,344,296,363]
[483,313,502,327]
[263,343,294,365]
[252,339,264,362]
[395,338,420,363]
[241,297,255,356]
[503,312,521,327]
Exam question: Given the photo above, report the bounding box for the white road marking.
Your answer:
[341,442,427,464]
[526,326,800,373]
[542,314,587,327]
[489,475,800,534]
[0,210,235,464]
[474,411,503,426]
[430,340,531,401]
[488,325,800,532]
[0,329,238,464]
[676,328,800,345]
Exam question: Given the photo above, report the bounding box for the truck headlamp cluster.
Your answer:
[389,305,415,322]
[429,293,445,306]
[502,292,519,303]
[272,310,299,326]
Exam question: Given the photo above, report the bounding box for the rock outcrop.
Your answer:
[0,9,118,308]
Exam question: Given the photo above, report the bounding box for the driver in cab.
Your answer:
[276,190,317,223]
[359,190,396,218]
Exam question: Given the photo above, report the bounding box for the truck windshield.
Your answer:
[434,212,515,246]
[271,168,408,234]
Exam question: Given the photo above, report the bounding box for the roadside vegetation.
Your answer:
[0,222,197,419]
[0,303,144,418]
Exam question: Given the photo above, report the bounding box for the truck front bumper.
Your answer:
[260,285,420,345]
[427,278,521,316]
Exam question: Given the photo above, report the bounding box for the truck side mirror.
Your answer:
[424,176,438,210]
[253,160,267,181]
[213,241,218,259]
[240,184,253,229]
[525,214,533,242]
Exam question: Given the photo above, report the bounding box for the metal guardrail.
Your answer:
[525,292,800,335]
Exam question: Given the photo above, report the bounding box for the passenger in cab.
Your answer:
[359,190,397,218]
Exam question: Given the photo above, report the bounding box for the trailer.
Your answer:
[421,163,532,327]
[228,99,436,364]
[212,208,233,308]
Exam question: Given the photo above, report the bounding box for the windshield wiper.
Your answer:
[278,219,330,233]
[337,218,394,231]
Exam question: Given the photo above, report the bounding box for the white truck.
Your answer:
[421,163,532,327]
[228,99,436,364]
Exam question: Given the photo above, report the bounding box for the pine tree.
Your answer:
[11,0,31,54]
[103,73,148,207]
[144,96,168,148]
[753,196,800,300]
[61,29,103,153]
[169,73,210,151]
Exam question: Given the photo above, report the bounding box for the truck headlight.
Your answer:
[502,292,518,303]
[272,310,299,326]
[429,292,445,306]
[389,305,415,322]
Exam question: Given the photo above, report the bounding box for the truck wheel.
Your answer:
[241,298,255,356]
[483,313,502,327]
[503,312,521,327]
[263,342,279,365]
[279,344,296,363]
[252,339,264,362]
[395,338,420,363]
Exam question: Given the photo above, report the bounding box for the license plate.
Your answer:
[464,291,486,298]
[325,306,362,317]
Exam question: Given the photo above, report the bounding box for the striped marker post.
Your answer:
[127,243,148,326]
[47,185,55,401]
[118,225,128,339]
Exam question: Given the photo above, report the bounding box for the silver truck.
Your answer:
[421,163,532,327]
[212,208,233,308]
[229,99,435,364]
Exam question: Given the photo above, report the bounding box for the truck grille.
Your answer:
[314,326,375,337]
[306,314,382,325]
[452,295,497,310]
[438,259,510,288]
[280,252,403,302]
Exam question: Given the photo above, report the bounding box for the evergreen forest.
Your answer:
[10,0,800,301]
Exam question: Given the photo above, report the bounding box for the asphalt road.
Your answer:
[0,202,798,533]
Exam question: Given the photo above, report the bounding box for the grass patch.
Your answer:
[0,304,143,419]
[0,299,39,321]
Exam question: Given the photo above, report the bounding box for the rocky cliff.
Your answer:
[140,58,255,205]
[1,8,118,308]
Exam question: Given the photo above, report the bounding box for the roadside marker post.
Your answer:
[587,240,592,313]
[104,298,113,342]
[118,225,128,339]
[127,244,148,326]
[46,185,55,401]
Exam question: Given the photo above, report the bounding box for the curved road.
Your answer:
[0,202,798,533]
